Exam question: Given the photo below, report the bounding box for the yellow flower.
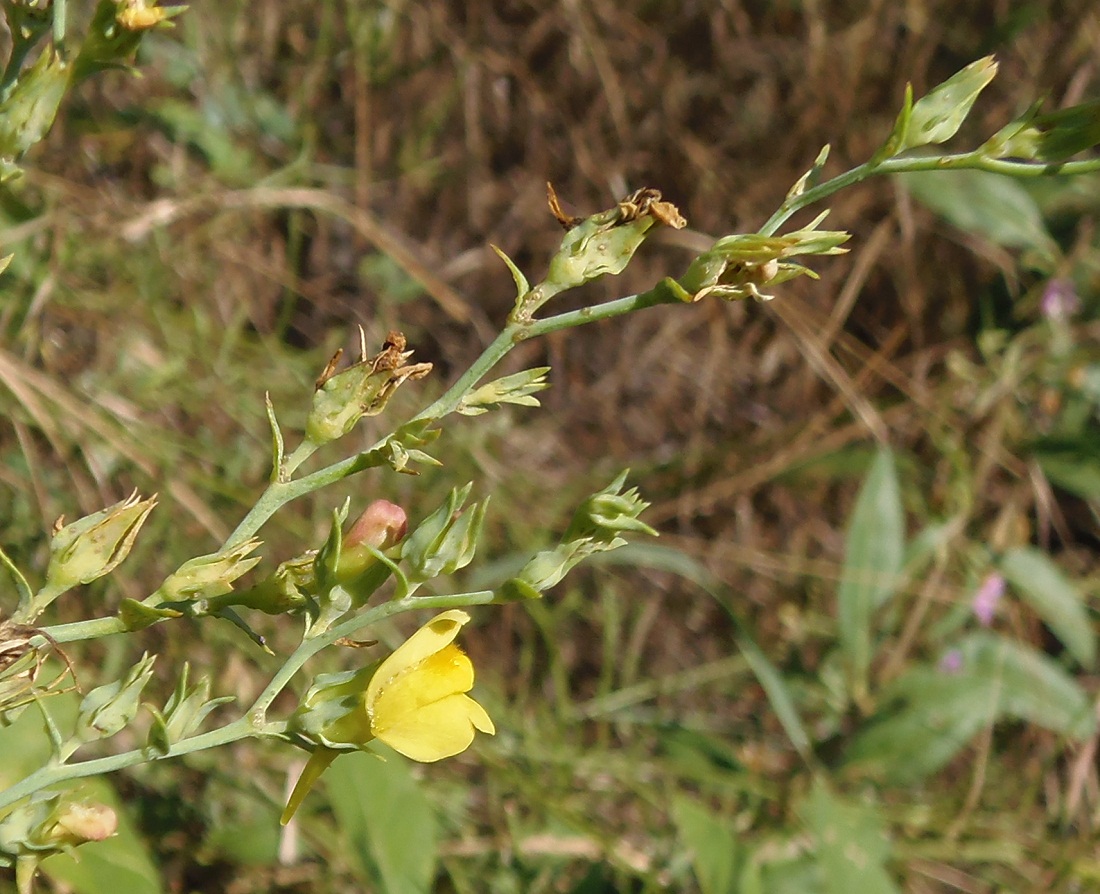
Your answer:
[282,610,494,824]
[366,609,495,761]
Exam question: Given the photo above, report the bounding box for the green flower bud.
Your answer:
[520,186,686,319]
[147,663,233,753]
[222,552,314,615]
[500,473,657,600]
[671,213,849,302]
[41,492,157,597]
[152,538,262,605]
[67,653,156,754]
[304,331,432,448]
[402,485,488,584]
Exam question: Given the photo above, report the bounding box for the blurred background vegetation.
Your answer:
[3,1,1100,892]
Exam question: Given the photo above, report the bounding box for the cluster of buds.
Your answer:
[662,212,850,304]
[500,472,657,601]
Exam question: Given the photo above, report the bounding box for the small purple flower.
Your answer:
[1040,278,1080,320]
[939,649,964,674]
[971,572,1005,627]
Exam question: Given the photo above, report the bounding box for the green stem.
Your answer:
[40,616,128,644]
[41,147,1100,649]
[0,717,267,813]
[14,580,68,625]
[760,151,1100,236]
[248,589,495,720]
[13,592,496,812]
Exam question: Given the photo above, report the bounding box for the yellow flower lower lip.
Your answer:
[365,611,495,762]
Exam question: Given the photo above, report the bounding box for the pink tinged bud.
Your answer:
[336,500,409,587]
[972,572,1005,627]
[345,501,408,551]
[48,803,118,844]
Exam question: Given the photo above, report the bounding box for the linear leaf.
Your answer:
[325,750,437,894]
[837,448,904,702]
[999,546,1096,668]
[672,796,741,894]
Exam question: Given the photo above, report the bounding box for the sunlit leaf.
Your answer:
[802,781,899,894]
[673,796,742,894]
[999,546,1095,669]
[325,750,437,894]
[837,448,904,703]
[898,169,1059,263]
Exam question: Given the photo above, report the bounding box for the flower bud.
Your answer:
[304,331,431,448]
[526,186,685,318]
[500,473,656,601]
[338,500,408,583]
[223,553,314,615]
[401,486,487,584]
[43,802,118,846]
[153,538,262,604]
[67,653,156,753]
[42,492,157,596]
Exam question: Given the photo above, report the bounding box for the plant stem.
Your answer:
[248,589,496,720]
[760,151,1100,236]
[0,717,263,812]
[14,591,497,810]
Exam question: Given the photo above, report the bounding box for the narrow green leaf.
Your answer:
[898,169,1059,263]
[802,781,899,894]
[0,543,33,605]
[264,392,285,483]
[999,546,1096,668]
[602,543,812,761]
[672,796,741,894]
[490,243,530,302]
[325,750,437,894]
[837,448,904,702]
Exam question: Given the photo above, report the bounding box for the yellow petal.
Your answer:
[374,693,494,762]
[366,610,470,705]
[370,644,475,723]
